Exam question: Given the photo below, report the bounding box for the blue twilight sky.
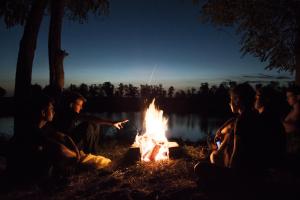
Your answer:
[0,0,294,96]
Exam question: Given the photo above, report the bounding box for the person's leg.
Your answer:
[71,122,88,148]
[194,162,249,199]
[72,121,101,154]
[194,162,232,188]
[85,122,101,154]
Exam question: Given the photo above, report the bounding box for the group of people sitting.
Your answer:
[6,83,300,185]
[7,89,128,180]
[195,83,300,192]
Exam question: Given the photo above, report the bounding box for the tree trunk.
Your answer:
[295,2,300,86]
[48,0,66,91]
[296,48,300,86]
[14,0,47,137]
[296,24,300,86]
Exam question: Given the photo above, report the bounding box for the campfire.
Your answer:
[132,99,178,162]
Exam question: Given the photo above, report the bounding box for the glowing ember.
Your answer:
[134,99,169,162]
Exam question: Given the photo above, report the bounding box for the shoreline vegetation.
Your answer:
[1,96,234,116]
[0,81,291,117]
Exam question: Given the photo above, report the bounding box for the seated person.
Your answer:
[8,94,57,179]
[194,83,262,194]
[9,94,112,180]
[227,83,262,171]
[254,87,286,168]
[53,92,128,154]
[282,85,300,155]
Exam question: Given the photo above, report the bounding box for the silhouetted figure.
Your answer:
[283,85,300,156]
[226,83,262,171]
[194,83,262,198]
[8,94,57,180]
[54,92,128,154]
[254,87,286,168]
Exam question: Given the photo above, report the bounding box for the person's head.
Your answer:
[229,83,255,114]
[32,94,55,123]
[69,92,87,114]
[254,87,273,113]
[286,85,300,106]
[255,88,264,113]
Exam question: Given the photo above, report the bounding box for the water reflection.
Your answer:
[166,113,221,142]
[0,112,224,142]
[0,117,14,137]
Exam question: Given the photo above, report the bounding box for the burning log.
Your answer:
[149,144,162,161]
[149,144,164,161]
[131,141,179,161]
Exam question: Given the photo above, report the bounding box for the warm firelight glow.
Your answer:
[135,99,169,162]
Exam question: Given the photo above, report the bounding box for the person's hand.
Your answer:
[113,119,129,129]
[210,150,219,164]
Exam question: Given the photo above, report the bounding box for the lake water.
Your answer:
[0,112,224,142]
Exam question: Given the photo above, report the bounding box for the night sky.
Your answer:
[0,0,294,96]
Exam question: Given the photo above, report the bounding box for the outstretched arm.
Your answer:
[79,114,129,129]
[112,119,129,129]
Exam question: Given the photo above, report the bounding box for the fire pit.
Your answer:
[131,99,179,162]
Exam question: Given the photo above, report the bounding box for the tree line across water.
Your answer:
[0,81,292,117]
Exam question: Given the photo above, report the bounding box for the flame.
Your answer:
[135,99,169,162]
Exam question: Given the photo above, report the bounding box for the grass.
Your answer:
[0,138,300,200]
[0,138,209,200]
